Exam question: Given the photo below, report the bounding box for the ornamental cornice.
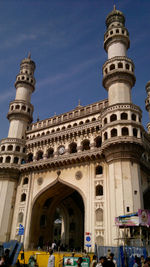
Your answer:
[0,151,25,158]
[101,120,143,132]
[103,56,134,68]
[101,103,142,117]
[103,71,136,89]
[15,81,35,92]
[0,166,20,179]
[9,99,33,108]
[7,111,33,123]
[104,35,130,51]
[102,138,144,162]
[26,120,102,145]
[20,148,104,172]
[0,138,25,146]
[26,99,108,134]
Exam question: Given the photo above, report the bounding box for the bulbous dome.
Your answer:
[106,5,125,28]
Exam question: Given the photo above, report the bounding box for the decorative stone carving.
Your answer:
[37,177,43,185]
[75,171,83,180]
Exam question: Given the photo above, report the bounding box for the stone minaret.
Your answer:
[101,7,144,246]
[103,5,135,105]
[7,53,35,139]
[145,81,150,133]
[0,55,35,242]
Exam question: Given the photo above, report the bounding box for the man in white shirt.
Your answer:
[47,249,55,267]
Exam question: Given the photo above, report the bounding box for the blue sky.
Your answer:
[0,0,150,139]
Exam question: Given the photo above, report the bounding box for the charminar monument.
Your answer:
[0,7,150,251]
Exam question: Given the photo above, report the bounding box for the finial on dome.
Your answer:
[78,99,81,106]
[113,4,116,11]
[28,52,31,59]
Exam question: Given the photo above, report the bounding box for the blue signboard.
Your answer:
[18,224,24,236]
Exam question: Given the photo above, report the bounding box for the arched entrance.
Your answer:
[143,187,150,209]
[29,182,84,251]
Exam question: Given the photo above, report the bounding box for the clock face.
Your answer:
[58,146,65,155]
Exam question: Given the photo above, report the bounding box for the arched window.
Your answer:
[79,121,83,125]
[14,157,19,164]
[21,193,26,202]
[122,127,129,136]
[104,118,107,124]
[37,151,43,161]
[85,119,90,124]
[92,117,96,121]
[21,159,25,164]
[110,64,115,71]
[18,212,23,223]
[133,128,138,137]
[104,132,108,140]
[21,105,26,111]
[15,146,20,152]
[96,165,103,175]
[132,113,136,121]
[82,139,90,151]
[40,215,46,227]
[73,123,77,127]
[47,148,54,158]
[69,142,77,153]
[67,125,71,128]
[16,105,20,109]
[7,145,13,151]
[6,156,11,163]
[116,29,119,33]
[118,62,123,68]
[1,146,5,151]
[126,63,130,70]
[111,128,117,137]
[27,153,33,162]
[23,177,28,185]
[121,112,128,120]
[96,185,103,196]
[95,136,102,148]
[0,157,3,163]
[110,114,117,122]
[96,208,103,222]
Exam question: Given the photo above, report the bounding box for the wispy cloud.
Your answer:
[37,56,102,89]
[0,33,37,49]
[0,89,14,103]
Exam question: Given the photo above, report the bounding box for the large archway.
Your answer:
[29,182,84,251]
[143,187,150,209]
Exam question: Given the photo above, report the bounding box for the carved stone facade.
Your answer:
[0,7,150,251]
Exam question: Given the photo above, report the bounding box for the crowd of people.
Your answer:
[91,253,116,267]
[133,255,150,267]
[0,246,150,267]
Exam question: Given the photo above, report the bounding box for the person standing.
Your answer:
[47,249,55,267]
[77,257,83,267]
[96,257,104,267]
